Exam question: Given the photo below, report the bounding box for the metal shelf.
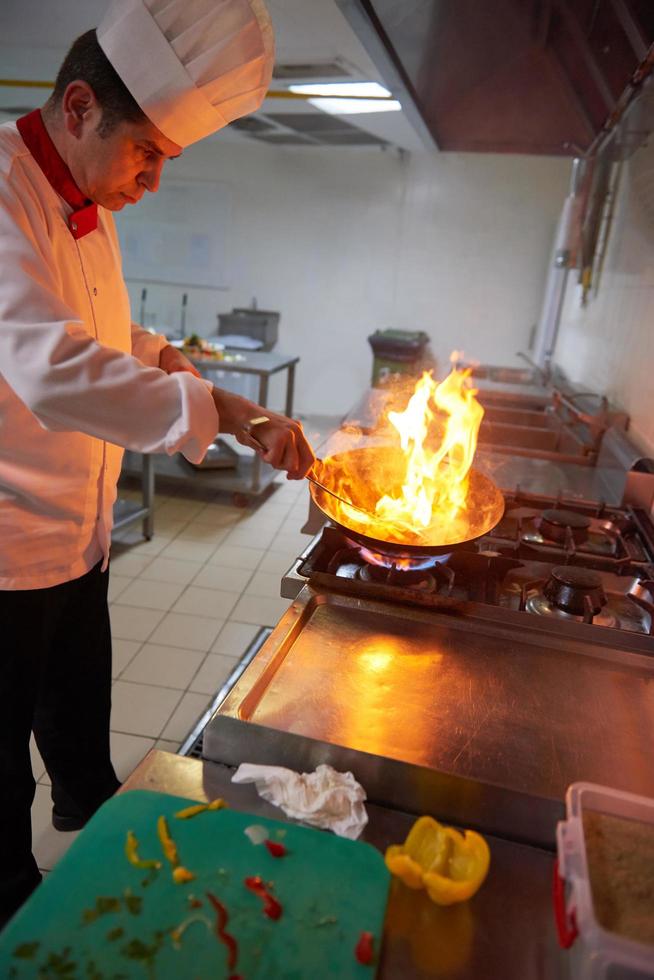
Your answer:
[114,453,154,538]
[122,449,278,501]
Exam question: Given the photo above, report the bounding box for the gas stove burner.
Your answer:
[540,509,591,545]
[356,544,451,571]
[352,544,455,593]
[522,565,653,633]
[542,566,607,616]
[357,562,438,592]
[520,508,618,558]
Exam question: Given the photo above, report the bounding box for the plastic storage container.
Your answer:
[217,308,280,351]
[367,329,430,386]
[555,782,654,980]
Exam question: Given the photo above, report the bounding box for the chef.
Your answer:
[0,0,313,928]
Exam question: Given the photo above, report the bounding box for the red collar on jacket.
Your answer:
[16,109,98,240]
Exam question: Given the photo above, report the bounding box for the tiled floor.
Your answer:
[30,419,333,874]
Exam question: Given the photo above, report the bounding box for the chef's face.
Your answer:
[61,82,183,210]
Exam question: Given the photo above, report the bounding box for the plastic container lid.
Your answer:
[555,782,654,979]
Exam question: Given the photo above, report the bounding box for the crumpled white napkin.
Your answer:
[231,762,368,839]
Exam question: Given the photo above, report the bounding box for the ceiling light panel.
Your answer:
[309,97,401,115]
[289,82,391,97]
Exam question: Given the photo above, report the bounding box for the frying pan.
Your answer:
[309,446,505,558]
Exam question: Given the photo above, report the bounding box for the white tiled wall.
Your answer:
[556,139,654,455]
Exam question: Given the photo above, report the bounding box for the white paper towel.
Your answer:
[231,763,368,840]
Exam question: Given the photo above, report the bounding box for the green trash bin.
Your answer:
[367,329,430,386]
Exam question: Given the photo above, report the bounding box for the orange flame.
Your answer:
[374,368,484,531]
[315,362,491,546]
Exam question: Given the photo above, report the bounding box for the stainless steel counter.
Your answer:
[206,584,654,849]
[122,750,568,980]
[474,450,625,503]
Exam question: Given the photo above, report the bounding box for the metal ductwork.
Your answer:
[335,0,654,156]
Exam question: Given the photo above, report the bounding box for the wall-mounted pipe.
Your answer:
[530,159,586,380]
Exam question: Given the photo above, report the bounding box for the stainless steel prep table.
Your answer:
[191,349,299,419]
[120,749,568,980]
[122,350,300,501]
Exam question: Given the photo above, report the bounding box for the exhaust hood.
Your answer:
[336,0,654,155]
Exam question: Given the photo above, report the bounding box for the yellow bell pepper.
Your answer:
[124,830,162,870]
[157,814,179,867]
[172,866,196,885]
[174,798,227,820]
[385,816,490,906]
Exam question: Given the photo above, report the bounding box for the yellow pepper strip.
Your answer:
[125,830,162,870]
[174,803,209,820]
[157,815,179,867]
[172,866,196,885]
[174,798,227,820]
[385,816,490,906]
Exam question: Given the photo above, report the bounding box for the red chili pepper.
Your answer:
[244,875,283,920]
[206,891,239,970]
[355,931,375,966]
[264,839,287,858]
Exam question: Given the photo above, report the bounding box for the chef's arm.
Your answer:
[130,323,201,379]
[130,320,171,367]
[0,186,313,476]
[211,387,315,480]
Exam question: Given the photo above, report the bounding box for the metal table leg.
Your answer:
[142,453,155,539]
[252,374,270,494]
[113,453,155,539]
[285,362,296,418]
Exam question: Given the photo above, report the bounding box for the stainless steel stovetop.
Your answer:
[204,489,654,849]
[283,490,654,638]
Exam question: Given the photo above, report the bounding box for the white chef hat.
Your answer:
[97,0,274,147]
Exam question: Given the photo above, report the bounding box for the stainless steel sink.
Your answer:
[482,407,558,428]
[477,417,593,463]
[465,365,543,385]
[478,422,560,452]
[489,367,542,384]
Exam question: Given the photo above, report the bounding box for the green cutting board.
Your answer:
[0,790,389,979]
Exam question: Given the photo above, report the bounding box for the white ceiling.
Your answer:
[0,0,425,152]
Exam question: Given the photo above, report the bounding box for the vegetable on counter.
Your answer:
[157,814,195,884]
[174,799,227,820]
[157,814,180,867]
[206,891,240,975]
[125,830,162,871]
[244,876,283,920]
[354,930,375,965]
[264,839,288,858]
[181,334,224,359]
[385,815,490,906]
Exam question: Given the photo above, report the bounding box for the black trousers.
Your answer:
[0,562,120,925]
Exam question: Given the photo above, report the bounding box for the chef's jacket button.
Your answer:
[71,221,78,232]
[93,287,98,296]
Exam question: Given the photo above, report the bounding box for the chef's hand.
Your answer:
[211,387,314,480]
[159,345,201,378]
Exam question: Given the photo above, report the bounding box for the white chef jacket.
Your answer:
[0,117,219,590]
